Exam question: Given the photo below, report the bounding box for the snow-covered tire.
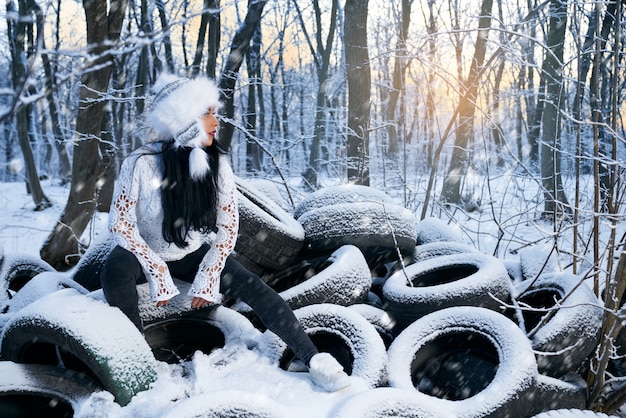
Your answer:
[235,178,305,270]
[513,272,602,377]
[293,184,393,220]
[382,253,512,330]
[525,373,588,417]
[0,361,103,416]
[298,201,416,259]
[518,243,560,281]
[0,288,158,406]
[348,304,397,348]
[71,234,117,291]
[595,379,626,416]
[255,245,371,310]
[530,410,615,418]
[144,306,261,364]
[162,390,291,418]
[232,250,267,277]
[387,306,538,418]
[414,217,463,245]
[241,178,293,212]
[504,258,524,284]
[332,387,454,418]
[412,241,479,263]
[264,303,387,388]
[4,271,88,314]
[0,253,55,311]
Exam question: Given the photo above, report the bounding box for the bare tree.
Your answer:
[297,0,339,189]
[345,0,370,185]
[218,0,268,151]
[245,18,264,173]
[385,0,412,155]
[155,0,175,74]
[441,0,494,205]
[539,0,569,218]
[6,0,51,210]
[40,0,129,270]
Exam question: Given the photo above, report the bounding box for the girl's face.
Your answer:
[200,108,219,146]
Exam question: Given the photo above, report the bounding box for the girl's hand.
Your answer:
[156,299,170,307]
[191,297,212,309]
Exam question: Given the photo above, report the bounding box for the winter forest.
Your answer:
[0,0,626,414]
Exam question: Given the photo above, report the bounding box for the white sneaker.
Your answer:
[308,352,351,392]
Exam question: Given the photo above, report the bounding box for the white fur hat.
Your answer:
[147,73,222,179]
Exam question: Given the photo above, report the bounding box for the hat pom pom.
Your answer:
[189,147,211,180]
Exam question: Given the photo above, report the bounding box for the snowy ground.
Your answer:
[0,176,624,417]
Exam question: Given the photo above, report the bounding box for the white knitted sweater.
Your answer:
[108,142,238,303]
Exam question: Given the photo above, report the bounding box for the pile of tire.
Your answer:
[0,181,612,417]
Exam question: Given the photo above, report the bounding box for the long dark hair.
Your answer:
[160,140,226,248]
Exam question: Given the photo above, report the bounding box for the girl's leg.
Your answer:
[101,246,147,331]
[220,256,319,366]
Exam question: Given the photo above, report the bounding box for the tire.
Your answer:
[71,234,117,292]
[232,250,268,277]
[0,361,103,417]
[525,373,588,417]
[0,288,158,406]
[264,303,388,388]
[0,253,55,312]
[298,201,416,259]
[382,252,512,330]
[595,379,626,416]
[249,245,371,310]
[331,387,454,418]
[162,390,291,418]
[503,258,524,284]
[144,306,261,364]
[95,279,261,364]
[518,243,560,282]
[412,241,479,263]
[4,271,88,314]
[242,178,293,212]
[513,272,603,377]
[348,304,397,348]
[530,410,615,418]
[387,306,538,418]
[235,178,305,270]
[293,184,393,220]
[414,217,463,245]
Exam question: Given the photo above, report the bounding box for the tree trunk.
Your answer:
[588,2,620,208]
[441,0,494,205]
[298,0,338,189]
[218,0,268,151]
[191,0,211,77]
[155,0,175,73]
[245,21,263,172]
[40,35,71,183]
[540,0,569,218]
[206,0,220,79]
[345,0,370,185]
[424,0,437,167]
[385,0,411,155]
[523,0,539,167]
[40,0,129,270]
[7,0,52,210]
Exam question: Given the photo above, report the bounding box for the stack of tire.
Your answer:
[0,180,614,417]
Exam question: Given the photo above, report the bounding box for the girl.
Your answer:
[79,73,349,392]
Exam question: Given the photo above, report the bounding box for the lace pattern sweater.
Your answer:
[108,142,238,303]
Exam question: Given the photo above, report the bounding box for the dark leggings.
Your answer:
[100,245,318,365]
